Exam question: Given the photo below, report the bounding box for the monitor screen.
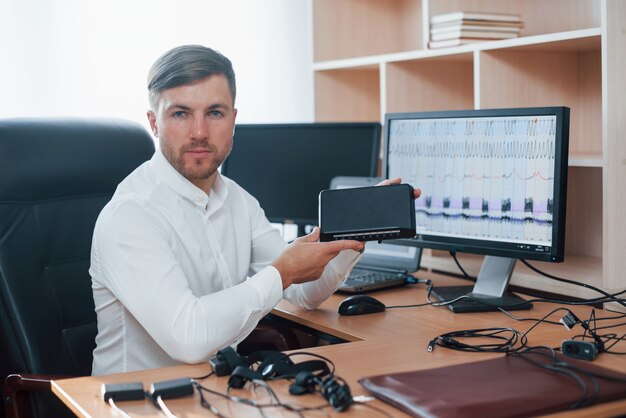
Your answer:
[221,123,381,227]
[384,107,570,312]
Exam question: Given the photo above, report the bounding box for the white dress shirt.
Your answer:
[90,150,359,375]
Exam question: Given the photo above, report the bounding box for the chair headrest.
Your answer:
[0,118,155,202]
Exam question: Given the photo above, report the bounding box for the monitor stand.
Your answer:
[431,256,533,313]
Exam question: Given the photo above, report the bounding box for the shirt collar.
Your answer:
[150,149,228,211]
[209,172,228,215]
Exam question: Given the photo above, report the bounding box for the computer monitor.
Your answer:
[384,107,570,312]
[221,123,381,232]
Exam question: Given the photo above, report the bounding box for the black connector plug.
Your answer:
[427,338,437,352]
[405,276,432,285]
[149,377,194,400]
[560,312,580,330]
[101,382,145,402]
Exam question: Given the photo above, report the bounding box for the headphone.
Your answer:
[208,347,248,376]
[213,347,353,411]
[227,365,265,389]
[227,356,331,388]
[288,370,353,412]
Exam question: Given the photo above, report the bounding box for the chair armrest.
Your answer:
[3,373,70,418]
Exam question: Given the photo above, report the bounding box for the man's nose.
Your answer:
[192,116,209,139]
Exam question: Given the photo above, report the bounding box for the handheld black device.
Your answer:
[318,184,416,242]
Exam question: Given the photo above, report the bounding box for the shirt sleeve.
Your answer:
[91,200,283,364]
[245,204,361,310]
[283,248,361,309]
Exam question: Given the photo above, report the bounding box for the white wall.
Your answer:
[0,0,314,129]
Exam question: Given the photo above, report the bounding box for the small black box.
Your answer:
[149,377,194,399]
[319,183,416,242]
[101,382,145,402]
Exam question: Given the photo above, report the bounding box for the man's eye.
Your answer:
[172,111,186,118]
[209,110,223,118]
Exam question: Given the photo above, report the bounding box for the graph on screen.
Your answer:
[387,115,557,246]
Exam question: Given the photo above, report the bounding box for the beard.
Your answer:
[161,139,231,182]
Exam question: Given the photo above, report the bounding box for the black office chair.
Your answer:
[0,118,155,418]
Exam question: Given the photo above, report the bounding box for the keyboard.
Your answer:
[339,267,408,294]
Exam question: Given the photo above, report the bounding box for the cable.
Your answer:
[519,307,575,344]
[434,307,626,355]
[561,309,626,355]
[191,370,215,380]
[448,253,623,308]
[227,378,281,406]
[395,257,624,310]
[500,306,626,355]
[387,279,479,309]
[155,396,177,418]
[447,254,626,308]
[509,345,626,409]
[278,351,336,376]
[497,307,562,325]
[427,327,525,353]
[591,320,626,331]
[389,277,581,310]
[500,307,626,327]
[196,385,231,418]
[597,333,626,354]
[107,398,132,418]
[449,251,476,281]
[427,307,593,354]
[521,259,626,309]
[193,380,329,417]
[391,285,626,312]
[396,257,625,310]
[508,347,598,408]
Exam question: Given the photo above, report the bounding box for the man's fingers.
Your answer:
[376,177,401,187]
[294,227,320,243]
[322,239,364,254]
[376,177,421,200]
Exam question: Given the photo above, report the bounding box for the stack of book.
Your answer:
[429,11,523,49]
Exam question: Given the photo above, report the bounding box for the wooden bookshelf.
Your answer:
[311,0,626,298]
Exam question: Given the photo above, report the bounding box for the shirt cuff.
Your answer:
[246,265,283,310]
[329,249,362,275]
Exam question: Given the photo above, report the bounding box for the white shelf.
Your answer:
[569,154,603,168]
[313,28,601,71]
[312,0,625,297]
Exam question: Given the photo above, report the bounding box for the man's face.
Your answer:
[147,75,237,192]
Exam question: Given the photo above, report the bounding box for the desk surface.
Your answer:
[52,272,626,417]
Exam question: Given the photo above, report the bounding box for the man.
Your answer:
[90,45,370,375]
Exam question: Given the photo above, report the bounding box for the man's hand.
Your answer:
[272,228,364,289]
[376,177,421,200]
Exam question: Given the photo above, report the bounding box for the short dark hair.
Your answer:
[147,45,236,108]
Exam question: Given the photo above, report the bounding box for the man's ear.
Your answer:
[147,110,158,137]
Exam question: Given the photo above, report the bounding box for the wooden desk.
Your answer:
[52,272,626,417]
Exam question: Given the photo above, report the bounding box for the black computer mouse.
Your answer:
[338,295,386,316]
